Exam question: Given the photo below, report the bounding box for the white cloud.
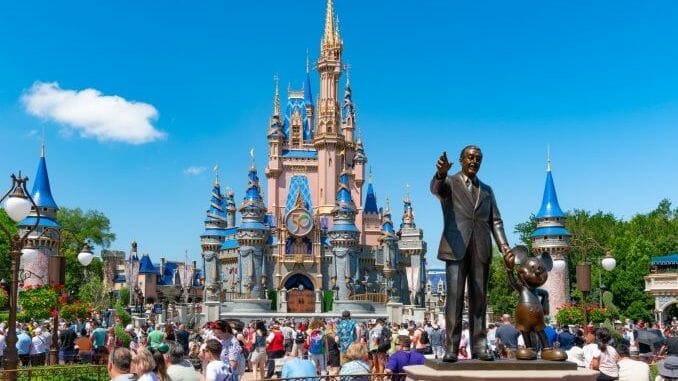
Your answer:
[183,166,207,176]
[22,81,165,144]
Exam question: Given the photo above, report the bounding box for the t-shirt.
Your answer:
[75,336,92,352]
[281,357,318,379]
[17,332,31,355]
[308,331,325,355]
[148,330,165,348]
[591,346,619,378]
[205,360,230,381]
[59,329,77,351]
[337,319,356,353]
[557,331,575,350]
[339,359,371,381]
[92,328,107,348]
[30,335,48,354]
[369,326,383,352]
[176,329,190,351]
[386,350,426,380]
[618,358,650,381]
[167,360,201,381]
[495,324,519,350]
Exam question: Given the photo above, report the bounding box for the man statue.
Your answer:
[430,146,514,362]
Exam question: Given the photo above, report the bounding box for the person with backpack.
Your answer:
[293,325,307,358]
[307,320,326,375]
[336,311,358,365]
[413,325,431,355]
[369,318,390,375]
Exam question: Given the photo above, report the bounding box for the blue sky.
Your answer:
[1,0,677,268]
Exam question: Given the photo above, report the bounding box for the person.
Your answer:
[337,311,357,364]
[0,327,6,367]
[412,325,429,354]
[590,328,619,381]
[175,324,190,354]
[280,349,318,380]
[656,337,678,381]
[430,146,513,362]
[131,347,159,381]
[17,327,32,366]
[164,324,176,343]
[164,342,199,381]
[92,321,108,364]
[203,339,230,381]
[152,346,170,381]
[582,333,598,369]
[213,320,245,381]
[495,314,519,358]
[616,340,649,381]
[59,322,77,364]
[281,322,295,354]
[266,323,285,379]
[108,347,135,381]
[148,324,165,349]
[30,327,47,366]
[326,321,341,376]
[75,328,93,364]
[430,324,445,360]
[307,320,326,375]
[558,325,575,350]
[386,336,426,381]
[340,343,371,381]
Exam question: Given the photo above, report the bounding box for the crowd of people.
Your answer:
[4,310,678,381]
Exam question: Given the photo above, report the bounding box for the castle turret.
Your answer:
[201,172,228,292]
[397,190,427,306]
[137,252,158,302]
[341,76,355,145]
[19,143,60,287]
[531,153,570,318]
[362,169,381,246]
[328,167,359,301]
[236,162,270,298]
[378,197,399,300]
[315,0,345,214]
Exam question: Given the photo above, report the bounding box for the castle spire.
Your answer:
[322,0,338,46]
[536,156,564,219]
[273,74,280,117]
[31,143,58,210]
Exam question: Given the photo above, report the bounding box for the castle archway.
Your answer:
[284,273,315,313]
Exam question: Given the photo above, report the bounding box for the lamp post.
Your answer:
[572,237,617,325]
[0,174,40,380]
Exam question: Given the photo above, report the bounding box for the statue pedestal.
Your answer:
[404,360,597,381]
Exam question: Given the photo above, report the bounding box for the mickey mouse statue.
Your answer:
[504,245,568,361]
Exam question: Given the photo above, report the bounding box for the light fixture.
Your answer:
[78,242,94,267]
[4,187,32,223]
[601,252,616,272]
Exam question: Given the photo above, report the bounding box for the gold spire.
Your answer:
[273,74,280,116]
[322,0,340,46]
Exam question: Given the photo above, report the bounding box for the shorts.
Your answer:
[250,348,267,366]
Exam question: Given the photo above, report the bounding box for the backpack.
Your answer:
[419,329,430,345]
[378,326,391,351]
[295,331,306,344]
[308,332,324,354]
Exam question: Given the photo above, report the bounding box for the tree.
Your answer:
[57,208,115,292]
[488,249,518,316]
[78,276,109,312]
[0,210,17,283]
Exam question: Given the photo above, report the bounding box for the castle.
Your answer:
[200,0,428,318]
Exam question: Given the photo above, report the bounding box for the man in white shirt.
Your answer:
[165,343,200,381]
[616,341,650,381]
[30,327,48,366]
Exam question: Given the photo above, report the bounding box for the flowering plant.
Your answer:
[555,303,586,326]
[0,288,8,309]
[60,300,93,320]
[18,284,59,320]
[588,307,611,324]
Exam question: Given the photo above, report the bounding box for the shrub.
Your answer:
[556,304,585,326]
[18,284,60,320]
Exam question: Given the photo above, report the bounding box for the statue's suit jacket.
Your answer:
[430,171,508,262]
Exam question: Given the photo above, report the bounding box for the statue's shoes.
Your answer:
[472,352,495,361]
[515,347,537,360]
[541,348,568,361]
[442,353,458,363]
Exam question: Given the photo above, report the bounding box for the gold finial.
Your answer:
[547,144,552,172]
[323,0,336,45]
[213,164,220,185]
[335,15,341,41]
[306,49,310,74]
[273,74,280,116]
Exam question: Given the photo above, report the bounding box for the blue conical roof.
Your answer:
[244,167,263,202]
[536,170,565,218]
[138,253,157,274]
[336,172,353,206]
[364,183,378,213]
[31,155,58,209]
[304,72,313,104]
[205,182,228,223]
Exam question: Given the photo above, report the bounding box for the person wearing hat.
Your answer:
[385,336,426,381]
[656,337,678,381]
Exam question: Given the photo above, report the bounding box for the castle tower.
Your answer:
[531,154,571,318]
[137,252,158,302]
[398,190,427,306]
[236,162,270,298]
[19,143,60,287]
[328,167,359,301]
[362,170,381,246]
[314,0,345,215]
[379,198,399,301]
[201,173,228,293]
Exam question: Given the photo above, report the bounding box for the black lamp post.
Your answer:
[0,174,40,380]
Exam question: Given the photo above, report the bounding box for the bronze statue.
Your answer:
[505,246,568,361]
[430,146,514,362]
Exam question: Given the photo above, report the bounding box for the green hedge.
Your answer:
[1,365,107,381]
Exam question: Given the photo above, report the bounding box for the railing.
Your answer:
[0,365,108,381]
[350,292,388,303]
[221,291,250,302]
